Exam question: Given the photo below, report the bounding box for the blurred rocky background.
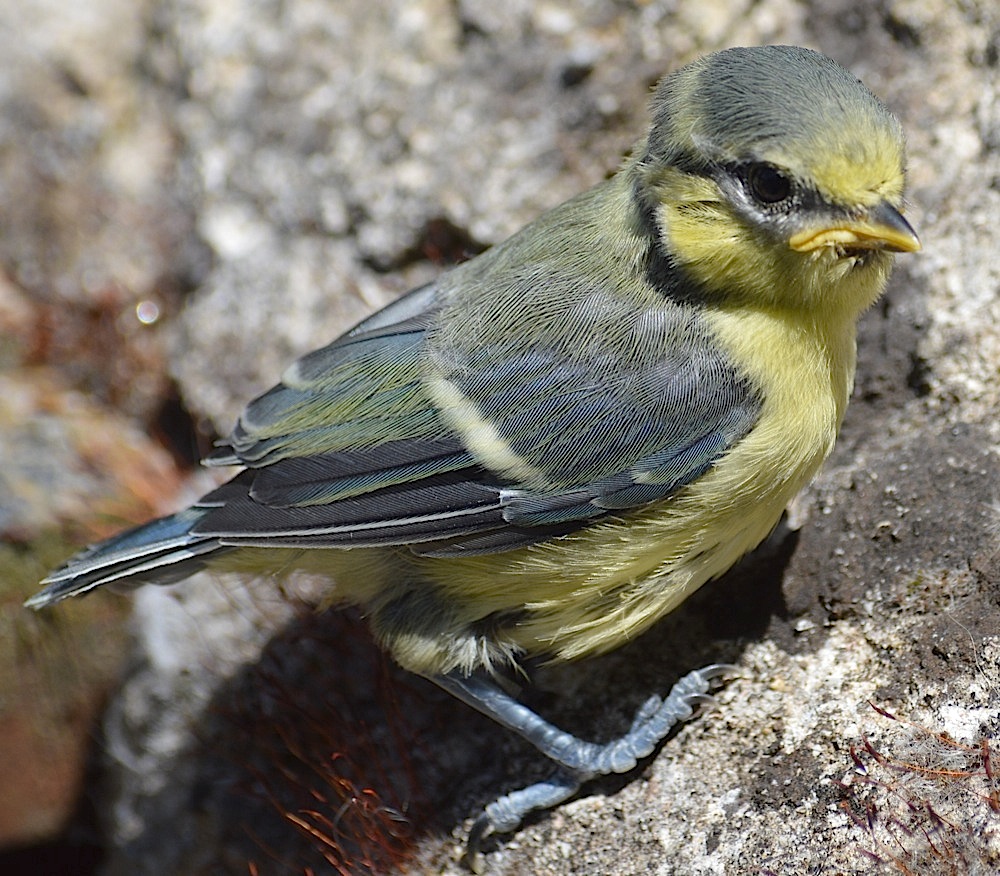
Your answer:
[1,1,997,874]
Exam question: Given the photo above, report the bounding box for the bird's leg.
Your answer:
[432,664,732,871]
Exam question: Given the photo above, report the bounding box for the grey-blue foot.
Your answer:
[433,664,735,872]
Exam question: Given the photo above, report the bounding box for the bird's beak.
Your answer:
[789,201,921,254]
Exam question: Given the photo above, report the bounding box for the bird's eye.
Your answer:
[747,164,792,204]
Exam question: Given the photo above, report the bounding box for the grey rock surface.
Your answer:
[2,1,997,874]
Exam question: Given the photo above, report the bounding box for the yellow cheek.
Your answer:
[641,167,776,301]
[658,198,794,307]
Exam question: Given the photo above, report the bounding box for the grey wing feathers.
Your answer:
[207,282,442,468]
[195,275,762,553]
[30,270,765,603]
[192,467,507,547]
[193,281,517,548]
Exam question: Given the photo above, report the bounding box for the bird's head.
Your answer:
[636,45,920,320]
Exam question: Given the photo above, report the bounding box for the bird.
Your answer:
[27,44,919,869]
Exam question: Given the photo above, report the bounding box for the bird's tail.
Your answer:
[24,507,226,609]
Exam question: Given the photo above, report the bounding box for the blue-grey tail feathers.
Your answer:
[24,508,224,609]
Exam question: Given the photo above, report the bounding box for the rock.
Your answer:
[3,1,998,874]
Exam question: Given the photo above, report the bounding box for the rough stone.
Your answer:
[2,1,997,874]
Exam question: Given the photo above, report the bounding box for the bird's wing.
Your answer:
[194,274,763,555]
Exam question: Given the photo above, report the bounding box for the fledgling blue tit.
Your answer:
[28,45,919,868]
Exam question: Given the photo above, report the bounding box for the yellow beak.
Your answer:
[789,201,921,254]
